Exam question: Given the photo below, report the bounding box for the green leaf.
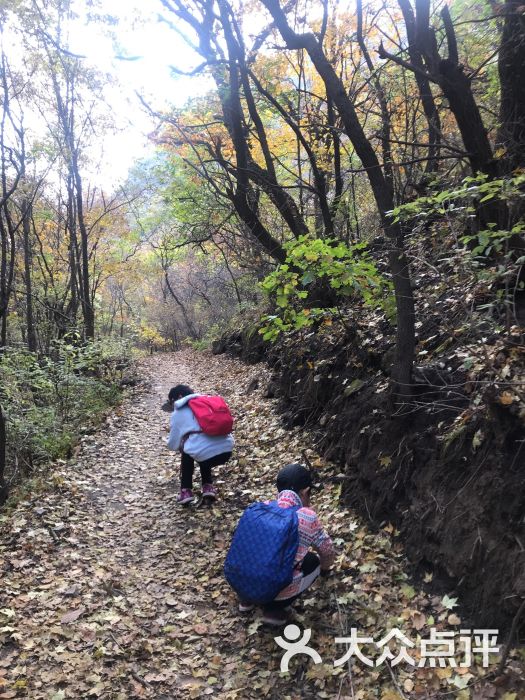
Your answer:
[401,584,416,600]
[441,594,458,610]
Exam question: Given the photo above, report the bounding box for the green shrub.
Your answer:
[259,236,393,341]
[0,337,132,484]
[186,323,223,351]
[388,172,525,223]
[389,173,525,323]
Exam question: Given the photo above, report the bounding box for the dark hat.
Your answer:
[163,384,194,411]
[168,384,193,404]
[276,463,313,493]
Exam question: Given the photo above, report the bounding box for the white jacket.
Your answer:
[167,394,234,462]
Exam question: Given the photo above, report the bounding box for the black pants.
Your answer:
[264,552,321,613]
[180,451,232,489]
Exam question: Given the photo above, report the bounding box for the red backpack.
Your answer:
[188,395,234,436]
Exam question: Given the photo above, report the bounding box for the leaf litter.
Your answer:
[0,350,521,699]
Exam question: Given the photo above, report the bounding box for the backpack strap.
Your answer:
[179,430,201,453]
[176,400,202,452]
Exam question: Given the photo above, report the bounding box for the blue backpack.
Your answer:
[224,502,300,604]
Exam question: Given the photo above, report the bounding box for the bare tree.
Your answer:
[261,0,416,397]
[0,46,26,346]
[378,0,494,177]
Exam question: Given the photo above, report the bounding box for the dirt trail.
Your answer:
[0,351,512,699]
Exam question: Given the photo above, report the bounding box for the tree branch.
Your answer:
[378,42,439,84]
[441,5,459,65]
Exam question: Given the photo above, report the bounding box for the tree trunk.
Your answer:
[248,69,334,235]
[0,207,15,348]
[357,0,394,191]
[214,3,290,262]
[72,156,95,339]
[164,272,199,339]
[438,58,496,176]
[66,173,79,325]
[47,47,94,339]
[498,0,525,172]
[382,2,495,177]
[0,215,8,347]
[238,63,310,239]
[22,198,37,352]
[0,405,8,506]
[397,0,441,173]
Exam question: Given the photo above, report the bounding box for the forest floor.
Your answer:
[0,351,521,700]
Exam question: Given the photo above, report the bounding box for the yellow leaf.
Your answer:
[499,391,514,405]
[381,691,403,700]
[401,584,416,599]
[435,667,453,679]
[456,667,471,675]
[305,663,334,680]
[454,691,470,700]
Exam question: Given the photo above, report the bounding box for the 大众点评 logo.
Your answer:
[274,625,499,673]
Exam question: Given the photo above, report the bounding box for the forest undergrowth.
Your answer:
[0,338,134,504]
[1,351,523,699]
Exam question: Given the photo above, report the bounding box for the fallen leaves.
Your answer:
[0,351,519,699]
[411,611,426,631]
[498,391,514,405]
[60,608,85,624]
[442,594,459,610]
[448,613,462,626]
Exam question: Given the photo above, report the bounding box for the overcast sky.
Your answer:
[67,0,210,189]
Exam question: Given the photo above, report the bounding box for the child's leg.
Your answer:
[197,452,232,486]
[180,452,195,489]
[198,459,213,486]
[264,553,321,614]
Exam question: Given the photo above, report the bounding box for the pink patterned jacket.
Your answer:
[272,489,336,600]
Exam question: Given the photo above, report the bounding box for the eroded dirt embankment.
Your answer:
[215,317,525,636]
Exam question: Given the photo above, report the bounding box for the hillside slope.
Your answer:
[215,225,525,634]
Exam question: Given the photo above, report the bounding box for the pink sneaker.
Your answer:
[202,483,217,500]
[176,489,193,505]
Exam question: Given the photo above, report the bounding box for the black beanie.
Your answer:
[276,463,313,493]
